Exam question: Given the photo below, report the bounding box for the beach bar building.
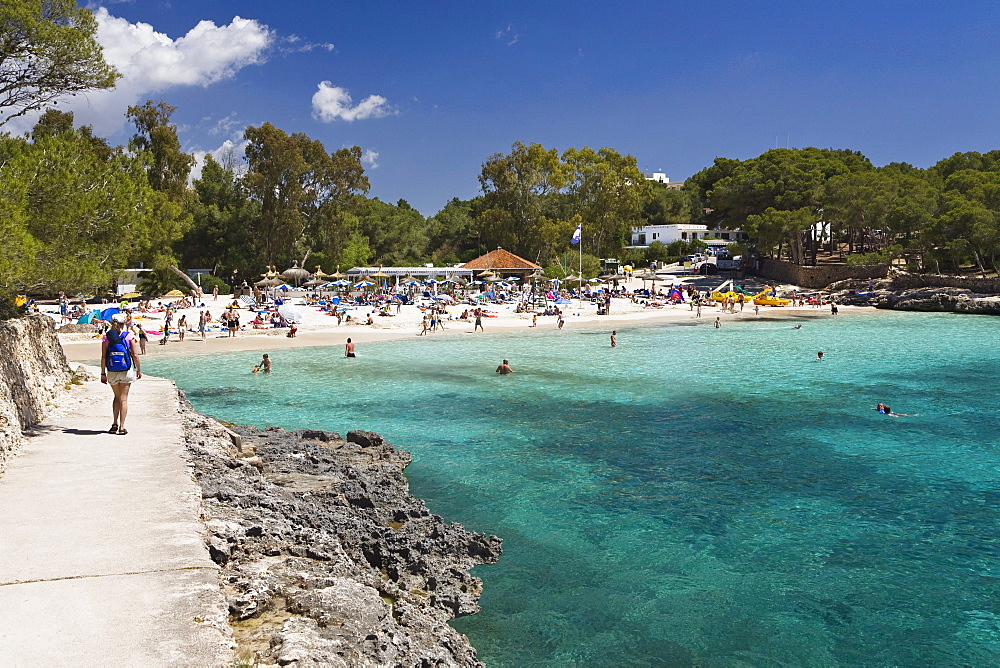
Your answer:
[460,248,543,282]
[346,266,474,284]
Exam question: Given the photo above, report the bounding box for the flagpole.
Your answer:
[570,222,583,314]
[578,228,583,313]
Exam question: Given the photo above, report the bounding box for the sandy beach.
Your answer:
[55,272,856,363]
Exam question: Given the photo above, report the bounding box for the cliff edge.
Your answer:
[180,400,502,666]
[0,314,73,473]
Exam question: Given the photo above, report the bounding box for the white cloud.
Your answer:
[6,8,274,136]
[361,149,379,169]
[282,35,336,53]
[207,111,242,137]
[311,82,395,122]
[495,24,519,46]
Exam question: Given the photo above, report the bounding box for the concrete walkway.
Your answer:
[0,372,231,666]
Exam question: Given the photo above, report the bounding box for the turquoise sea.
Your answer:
[145,310,1000,666]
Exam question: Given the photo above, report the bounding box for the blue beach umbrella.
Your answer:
[355,280,375,288]
[100,307,120,321]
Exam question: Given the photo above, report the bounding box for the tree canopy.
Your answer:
[0,0,119,127]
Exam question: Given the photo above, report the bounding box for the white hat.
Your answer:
[111,313,126,323]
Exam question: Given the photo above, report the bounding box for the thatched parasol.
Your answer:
[311,265,333,280]
[256,277,284,287]
[282,261,310,285]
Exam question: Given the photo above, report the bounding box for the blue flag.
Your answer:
[571,224,582,245]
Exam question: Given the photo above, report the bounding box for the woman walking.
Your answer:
[101,314,142,435]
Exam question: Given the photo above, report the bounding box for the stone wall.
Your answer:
[754,258,889,289]
[754,260,1000,293]
[0,314,73,472]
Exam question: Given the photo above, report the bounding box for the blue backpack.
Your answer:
[106,329,133,372]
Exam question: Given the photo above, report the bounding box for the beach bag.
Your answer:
[106,330,132,372]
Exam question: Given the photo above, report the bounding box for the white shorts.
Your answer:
[106,367,137,385]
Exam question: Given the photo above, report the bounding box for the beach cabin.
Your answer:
[460,248,543,282]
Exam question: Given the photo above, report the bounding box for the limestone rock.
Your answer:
[0,314,73,472]
[178,397,501,666]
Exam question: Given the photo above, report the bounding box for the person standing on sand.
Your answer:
[213,285,219,301]
[132,323,148,355]
[345,338,356,357]
[101,314,141,435]
[495,359,513,374]
[557,315,565,329]
[474,309,483,332]
[611,331,617,347]
[177,314,187,342]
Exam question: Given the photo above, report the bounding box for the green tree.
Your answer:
[708,148,873,263]
[31,109,112,159]
[340,230,373,268]
[352,198,428,265]
[645,240,670,263]
[426,197,482,263]
[0,136,37,288]
[0,129,159,292]
[642,183,694,226]
[562,146,651,256]
[478,141,567,258]
[243,122,369,267]
[0,0,119,127]
[126,101,195,200]
[743,207,816,263]
[179,154,258,275]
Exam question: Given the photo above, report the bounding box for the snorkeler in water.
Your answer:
[874,402,917,417]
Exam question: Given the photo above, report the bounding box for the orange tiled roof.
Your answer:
[461,248,542,271]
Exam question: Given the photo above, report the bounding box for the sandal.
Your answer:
[109,424,118,433]
[118,428,128,435]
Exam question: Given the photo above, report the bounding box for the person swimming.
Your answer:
[816,351,824,361]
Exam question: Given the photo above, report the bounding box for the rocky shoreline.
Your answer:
[178,393,502,666]
[826,272,1000,315]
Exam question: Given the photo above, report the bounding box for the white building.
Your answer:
[645,172,670,183]
[628,224,749,248]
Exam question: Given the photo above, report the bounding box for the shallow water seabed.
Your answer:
[146,310,1000,666]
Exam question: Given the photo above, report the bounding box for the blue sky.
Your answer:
[17,1,1000,215]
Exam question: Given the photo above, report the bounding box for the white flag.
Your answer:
[570,224,581,245]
